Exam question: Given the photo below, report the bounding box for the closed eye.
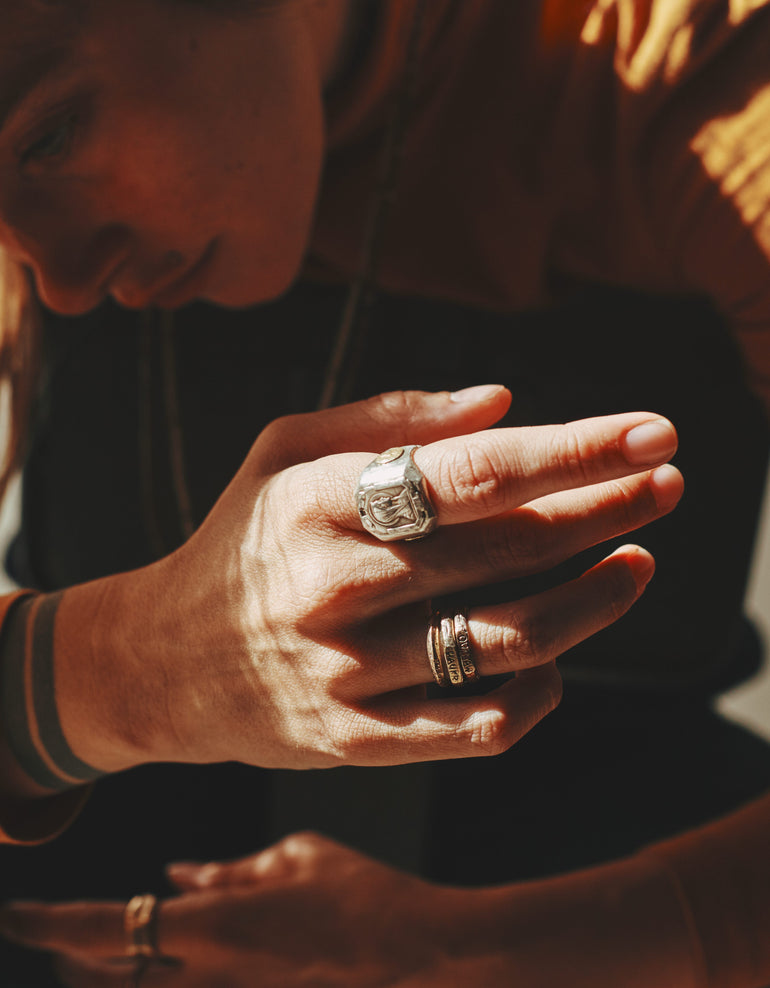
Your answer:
[19,113,77,168]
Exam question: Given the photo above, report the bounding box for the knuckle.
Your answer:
[585,558,638,629]
[467,710,512,756]
[281,831,325,859]
[362,389,419,425]
[253,413,304,467]
[602,564,638,623]
[476,525,521,573]
[500,609,552,668]
[552,425,600,486]
[605,477,657,531]
[279,463,337,531]
[486,508,554,574]
[258,413,297,448]
[439,437,508,513]
[540,664,564,711]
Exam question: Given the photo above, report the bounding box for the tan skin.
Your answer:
[0,0,686,794]
[0,0,355,312]
[0,833,700,987]
[0,2,693,982]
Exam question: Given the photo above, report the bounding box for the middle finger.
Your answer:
[325,411,678,535]
[332,463,682,616]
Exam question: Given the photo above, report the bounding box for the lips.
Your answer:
[108,240,218,309]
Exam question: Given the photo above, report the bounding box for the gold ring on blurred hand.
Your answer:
[125,894,159,960]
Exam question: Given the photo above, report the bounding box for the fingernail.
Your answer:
[612,544,656,591]
[650,463,684,510]
[450,384,503,403]
[623,420,677,465]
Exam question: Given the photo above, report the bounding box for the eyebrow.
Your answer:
[0,45,70,136]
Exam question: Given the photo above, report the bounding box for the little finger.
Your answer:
[467,542,655,676]
[358,541,654,693]
[356,663,563,764]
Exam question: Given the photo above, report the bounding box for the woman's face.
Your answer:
[0,0,335,313]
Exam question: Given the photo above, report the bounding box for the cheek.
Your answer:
[184,94,326,304]
[87,8,326,306]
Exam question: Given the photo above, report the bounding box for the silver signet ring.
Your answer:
[356,445,438,542]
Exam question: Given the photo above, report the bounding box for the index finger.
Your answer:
[0,902,129,958]
[328,411,677,531]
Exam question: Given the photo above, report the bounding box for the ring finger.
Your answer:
[357,541,653,694]
[345,546,650,763]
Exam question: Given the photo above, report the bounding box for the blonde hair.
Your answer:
[0,248,40,506]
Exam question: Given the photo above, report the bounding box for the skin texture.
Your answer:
[0,2,684,802]
[0,2,684,811]
[42,388,683,778]
[0,832,701,987]
[0,0,353,313]
[0,383,683,812]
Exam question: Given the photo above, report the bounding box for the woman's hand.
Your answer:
[52,385,682,774]
[0,832,699,988]
[0,835,464,987]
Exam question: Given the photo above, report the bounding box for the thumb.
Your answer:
[253,384,511,472]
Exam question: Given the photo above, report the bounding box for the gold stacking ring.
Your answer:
[427,609,479,687]
[125,894,159,960]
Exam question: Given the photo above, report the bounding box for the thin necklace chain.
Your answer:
[317,0,428,410]
[141,1,428,543]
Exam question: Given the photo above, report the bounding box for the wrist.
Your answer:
[54,564,178,775]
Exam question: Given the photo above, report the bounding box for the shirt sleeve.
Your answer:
[551,0,770,416]
[0,590,91,845]
[612,0,770,415]
[599,13,770,968]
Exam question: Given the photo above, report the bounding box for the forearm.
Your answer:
[442,854,701,988]
[642,791,770,988]
[444,791,770,988]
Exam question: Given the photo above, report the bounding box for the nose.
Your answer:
[0,184,132,316]
[25,225,132,315]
